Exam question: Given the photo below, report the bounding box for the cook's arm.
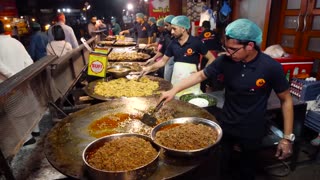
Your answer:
[160,71,208,103]
[203,51,216,66]
[119,30,130,35]
[275,89,294,159]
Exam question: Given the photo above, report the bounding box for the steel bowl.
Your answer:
[151,117,223,157]
[107,65,131,78]
[83,133,160,180]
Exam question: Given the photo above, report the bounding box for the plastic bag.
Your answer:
[220,1,232,16]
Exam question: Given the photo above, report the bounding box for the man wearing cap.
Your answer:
[88,16,106,37]
[48,13,79,48]
[141,15,215,82]
[120,13,151,44]
[28,22,48,61]
[148,17,158,43]
[159,19,294,180]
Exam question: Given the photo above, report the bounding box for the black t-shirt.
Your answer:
[159,30,173,54]
[199,29,222,51]
[204,52,289,138]
[165,35,208,65]
[129,21,151,38]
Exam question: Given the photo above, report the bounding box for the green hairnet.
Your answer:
[225,19,262,44]
[156,18,164,27]
[148,17,156,23]
[171,15,190,30]
[136,13,144,19]
[164,15,175,24]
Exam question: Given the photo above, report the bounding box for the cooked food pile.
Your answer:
[87,137,158,171]
[114,41,136,46]
[155,123,218,150]
[93,77,159,97]
[108,51,149,61]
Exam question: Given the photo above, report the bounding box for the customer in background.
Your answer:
[120,13,151,44]
[48,13,78,48]
[46,25,72,57]
[0,20,39,146]
[0,20,33,83]
[11,26,19,40]
[87,16,106,38]
[28,22,48,61]
[148,17,158,43]
[159,19,294,180]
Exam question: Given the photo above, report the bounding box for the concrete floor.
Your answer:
[2,112,320,180]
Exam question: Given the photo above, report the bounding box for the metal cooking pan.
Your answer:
[44,96,217,179]
[83,75,172,101]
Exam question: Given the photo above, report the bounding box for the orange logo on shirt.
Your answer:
[256,78,266,87]
[204,32,212,38]
[186,48,193,56]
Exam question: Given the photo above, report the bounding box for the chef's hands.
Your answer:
[129,66,152,77]
[275,139,293,160]
[143,58,155,66]
[159,90,176,105]
[119,31,124,35]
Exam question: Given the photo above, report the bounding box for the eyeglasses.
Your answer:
[221,45,244,56]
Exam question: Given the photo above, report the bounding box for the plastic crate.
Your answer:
[290,78,320,101]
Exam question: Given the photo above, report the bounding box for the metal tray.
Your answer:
[44,97,217,179]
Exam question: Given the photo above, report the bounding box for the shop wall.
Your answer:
[238,0,268,30]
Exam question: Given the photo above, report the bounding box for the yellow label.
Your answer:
[88,54,108,77]
[94,48,109,54]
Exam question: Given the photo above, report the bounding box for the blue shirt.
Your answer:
[204,52,289,138]
[28,31,48,61]
[129,21,151,38]
[165,35,208,65]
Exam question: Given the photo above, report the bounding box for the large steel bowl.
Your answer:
[107,65,131,78]
[151,117,223,157]
[83,133,161,180]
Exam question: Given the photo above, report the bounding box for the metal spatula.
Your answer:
[141,99,165,126]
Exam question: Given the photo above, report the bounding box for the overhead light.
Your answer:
[4,17,8,20]
[86,5,91,10]
[83,17,86,21]
[5,24,10,28]
[57,9,61,12]
[20,16,23,19]
[45,24,51,31]
[66,8,71,13]
[127,3,133,10]
[62,8,66,12]
[123,9,125,12]
[31,18,36,22]
[144,0,148,2]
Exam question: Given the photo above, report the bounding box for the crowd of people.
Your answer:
[0,10,305,180]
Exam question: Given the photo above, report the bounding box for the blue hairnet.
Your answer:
[136,13,144,19]
[156,18,164,27]
[148,17,156,23]
[164,15,175,24]
[171,15,190,30]
[225,19,262,45]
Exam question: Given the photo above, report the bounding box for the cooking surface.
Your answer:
[83,75,173,100]
[44,96,216,179]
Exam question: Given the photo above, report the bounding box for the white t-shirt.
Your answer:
[46,40,72,57]
[0,35,33,83]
